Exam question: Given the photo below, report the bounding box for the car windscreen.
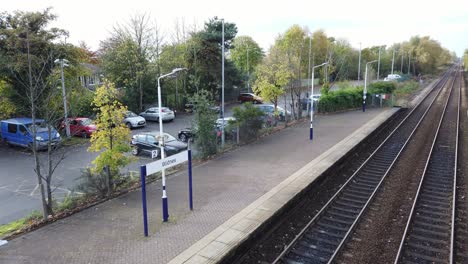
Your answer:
[126,112,138,118]
[80,119,92,125]
[26,122,48,132]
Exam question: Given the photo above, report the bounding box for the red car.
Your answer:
[61,118,96,138]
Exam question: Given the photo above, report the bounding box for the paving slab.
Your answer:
[0,108,395,264]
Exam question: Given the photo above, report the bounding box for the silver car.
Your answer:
[139,107,175,122]
[123,111,146,129]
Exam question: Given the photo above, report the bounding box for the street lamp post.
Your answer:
[221,19,225,148]
[54,59,70,137]
[246,44,250,93]
[310,62,328,140]
[363,60,378,112]
[157,67,186,222]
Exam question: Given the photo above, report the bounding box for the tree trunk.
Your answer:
[139,77,143,112]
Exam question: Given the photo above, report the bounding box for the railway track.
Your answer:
[272,69,454,264]
[455,68,468,264]
[394,66,461,264]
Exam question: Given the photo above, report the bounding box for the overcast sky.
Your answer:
[3,0,468,56]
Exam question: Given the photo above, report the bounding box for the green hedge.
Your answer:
[318,87,369,113]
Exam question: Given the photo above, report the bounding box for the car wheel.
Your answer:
[179,134,187,142]
[81,131,88,138]
[131,147,139,156]
[126,122,132,129]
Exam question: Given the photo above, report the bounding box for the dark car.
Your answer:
[178,128,194,143]
[238,93,263,104]
[178,117,236,143]
[60,117,96,138]
[131,132,187,158]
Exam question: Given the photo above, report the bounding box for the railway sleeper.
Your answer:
[335,200,362,209]
[416,207,451,218]
[327,209,357,220]
[313,227,346,239]
[404,242,449,257]
[351,180,377,188]
[287,245,333,264]
[413,217,449,231]
[322,215,354,225]
[317,221,349,232]
[419,193,448,203]
[421,188,452,198]
[402,250,447,264]
[412,226,449,238]
[409,234,449,247]
[339,194,367,205]
[347,184,375,193]
[330,205,360,214]
[344,188,372,199]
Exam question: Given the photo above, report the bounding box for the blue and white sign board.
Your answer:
[140,149,193,237]
[146,150,188,175]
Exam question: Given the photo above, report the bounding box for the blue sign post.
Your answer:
[140,150,193,236]
[140,166,148,237]
[188,148,193,210]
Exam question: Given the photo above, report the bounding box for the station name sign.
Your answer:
[146,150,188,175]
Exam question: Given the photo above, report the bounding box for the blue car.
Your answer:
[0,118,61,150]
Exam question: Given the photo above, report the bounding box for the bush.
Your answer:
[232,103,265,141]
[369,81,397,94]
[394,81,419,97]
[318,87,366,113]
[192,90,218,158]
[75,168,109,198]
[70,88,94,117]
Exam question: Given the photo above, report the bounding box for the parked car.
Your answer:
[238,93,263,104]
[184,102,220,114]
[178,117,236,142]
[178,128,193,143]
[139,107,175,122]
[253,104,290,121]
[60,117,96,138]
[0,118,61,150]
[384,74,402,81]
[131,132,187,157]
[301,94,321,110]
[216,117,236,129]
[123,111,146,129]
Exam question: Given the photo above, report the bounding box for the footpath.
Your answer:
[0,108,394,264]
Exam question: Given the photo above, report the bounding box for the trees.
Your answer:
[464,49,468,70]
[191,90,218,158]
[0,81,16,119]
[253,46,290,114]
[0,8,73,221]
[100,14,154,112]
[186,18,241,100]
[231,36,264,89]
[88,81,132,195]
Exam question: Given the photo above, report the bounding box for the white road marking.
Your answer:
[30,184,39,196]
